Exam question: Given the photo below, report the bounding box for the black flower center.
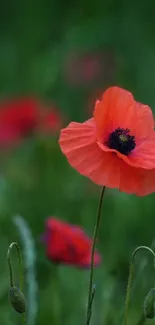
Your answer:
[107,127,136,155]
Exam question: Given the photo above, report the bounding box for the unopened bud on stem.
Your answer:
[9,285,26,313]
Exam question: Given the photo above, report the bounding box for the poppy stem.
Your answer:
[124,246,155,325]
[13,215,38,325]
[7,242,23,290]
[86,186,105,325]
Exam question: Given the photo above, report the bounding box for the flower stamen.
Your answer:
[107,127,136,155]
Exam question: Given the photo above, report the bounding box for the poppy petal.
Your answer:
[60,119,155,194]
[60,119,122,188]
[59,118,96,151]
[138,169,155,196]
[94,86,154,141]
[129,136,155,169]
[94,86,135,139]
[120,166,155,196]
[97,139,155,170]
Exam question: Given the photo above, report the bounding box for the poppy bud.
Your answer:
[144,288,155,319]
[9,286,26,313]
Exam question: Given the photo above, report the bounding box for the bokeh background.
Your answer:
[0,1,155,324]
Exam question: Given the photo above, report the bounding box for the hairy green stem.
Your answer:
[87,285,96,325]
[86,186,105,325]
[124,246,155,325]
[7,242,23,290]
[7,248,14,287]
[14,215,38,325]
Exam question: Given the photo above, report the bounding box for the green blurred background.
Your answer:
[0,0,155,324]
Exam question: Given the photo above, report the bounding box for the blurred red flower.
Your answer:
[0,98,38,146]
[65,50,116,87]
[59,86,155,196]
[41,110,62,134]
[65,52,102,85]
[42,218,101,268]
[0,98,62,147]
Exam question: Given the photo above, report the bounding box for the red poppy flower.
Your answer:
[0,98,63,147]
[0,98,39,146]
[59,86,155,196]
[42,218,101,268]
